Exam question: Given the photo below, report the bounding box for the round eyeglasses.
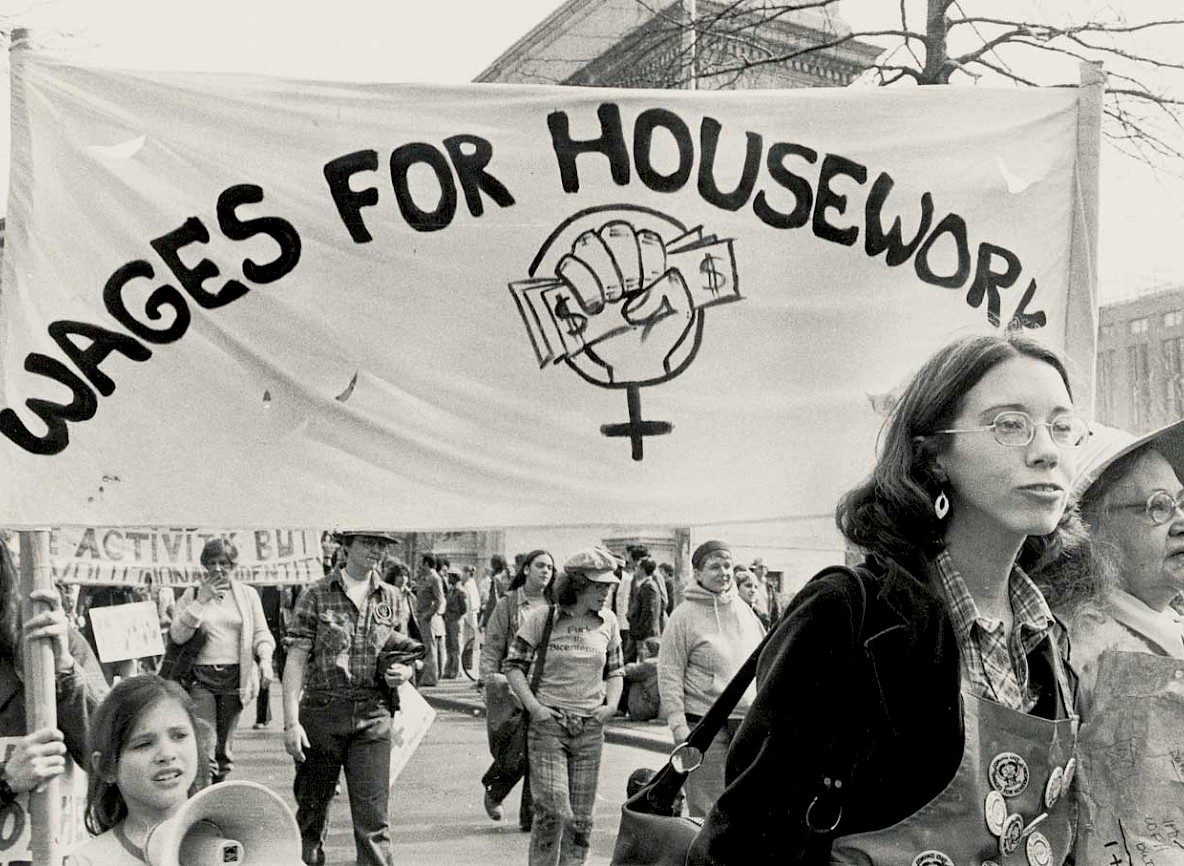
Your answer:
[935,411,1090,448]
[1109,489,1184,526]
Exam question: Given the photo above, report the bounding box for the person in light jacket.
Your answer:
[657,539,765,818]
[170,537,274,784]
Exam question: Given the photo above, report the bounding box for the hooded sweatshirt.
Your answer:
[657,579,765,733]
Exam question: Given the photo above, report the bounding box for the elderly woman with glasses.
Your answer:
[1037,419,1184,863]
[690,334,1089,866]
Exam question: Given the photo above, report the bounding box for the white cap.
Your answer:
[1073,418,1184,498]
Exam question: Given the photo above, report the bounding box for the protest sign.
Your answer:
[46,526,323,587]
[87,600,165,662]
[0,55,1099,532]
[0,741,86,865]
[389,683,436,787]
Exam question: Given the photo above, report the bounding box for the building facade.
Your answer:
[1095,285,1184,434]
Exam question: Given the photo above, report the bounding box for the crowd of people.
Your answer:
[7,332,1184,866]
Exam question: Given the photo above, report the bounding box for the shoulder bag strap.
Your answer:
[529,604,557,694]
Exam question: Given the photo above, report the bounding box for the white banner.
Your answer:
[389,683,436,787]
[0,54,1097,530]
[46,526,322,586]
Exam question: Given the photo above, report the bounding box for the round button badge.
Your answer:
[989,752,1031,797]
[999,813,1025,858]
[984,790,1008,836]
[911,852,955,866]
[1026,831,1053,866]
[1061,757,1077,792]
[1043,765,1064,809]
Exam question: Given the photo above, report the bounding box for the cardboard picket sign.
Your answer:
[389,683,436,788]
[87,600,165,663]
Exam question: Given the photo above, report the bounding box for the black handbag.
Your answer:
[610,567,868,866]
[489,605,557,779]
[158,627,209,684]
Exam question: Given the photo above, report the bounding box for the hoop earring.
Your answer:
[934,490,950,520]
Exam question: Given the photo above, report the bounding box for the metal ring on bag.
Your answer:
[804,794,843,834]
[669,741,704,774]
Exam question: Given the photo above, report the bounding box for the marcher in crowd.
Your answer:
[689,334,1086,864]
[283,530,415,866]
[381,560,416,637]
[1038,419,1184,861]
[253,583,289,729]
[443,570,467,679]
[170,538,274,785]
[657,561,677,614]
[628,557,665,646]
[657,540,764,818]
[623,636,662,721]
[735,569,770,629]
[481,554,512,630]
[0,540,106,806]
[413,554,445,687]
[504,547,624,866]
[461,565,482,674]
[615,546,645,663]
[480,549,555,830]
[750,557,782,623]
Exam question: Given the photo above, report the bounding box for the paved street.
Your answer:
[231,681,673,865]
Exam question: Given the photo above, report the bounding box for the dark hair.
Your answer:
[627,545,650,561]
[0,543,21,665]
[421,553,438,570]
[556,571,594,606]
[490,554,507,573]
[85,675,212,834]
[640,557,657,576]
[658,562,674,576]
[438,557,451,570]
[199,537,238,569]
[508,550,554,592]
[836,333,1076,570]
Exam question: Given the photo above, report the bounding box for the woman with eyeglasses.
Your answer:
[1036,419,1184,863]
[688,334,1088,866]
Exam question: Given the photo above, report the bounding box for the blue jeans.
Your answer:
[527,713,605,866]
[294,691,393,866]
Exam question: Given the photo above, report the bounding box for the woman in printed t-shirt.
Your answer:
[503,547,624,866]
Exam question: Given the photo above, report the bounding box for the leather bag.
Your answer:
[158,627,209,685]
[488,606,557,779]
[611,567,867,866]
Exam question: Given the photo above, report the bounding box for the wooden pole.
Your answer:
[1067,60,1105,418]
[19,531,63,866]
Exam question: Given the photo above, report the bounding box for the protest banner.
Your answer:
[46,526,323,587]
[87,600,165,662]
[389,684,436,787]
[0,740,86,865]
[0,54,1099,538]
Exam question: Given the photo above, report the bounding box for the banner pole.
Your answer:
[19,530,63,866]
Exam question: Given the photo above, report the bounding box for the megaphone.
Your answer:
[144,780,303,865]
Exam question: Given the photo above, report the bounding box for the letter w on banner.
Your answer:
[0,53,1099,531]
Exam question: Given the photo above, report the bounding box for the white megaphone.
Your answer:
[144,780,303,865]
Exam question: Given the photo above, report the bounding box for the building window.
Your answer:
[1166,310,1184,329]
[1130,318,1149,335]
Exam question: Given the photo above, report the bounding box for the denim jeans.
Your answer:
[294,691,393,866]
[527,713,605,866]
[188,668,243,785]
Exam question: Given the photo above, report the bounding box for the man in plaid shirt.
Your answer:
[282,530,417,866]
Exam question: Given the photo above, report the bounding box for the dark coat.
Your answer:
[687,556,1073,865]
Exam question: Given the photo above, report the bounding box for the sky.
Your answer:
[0,0,1182,303]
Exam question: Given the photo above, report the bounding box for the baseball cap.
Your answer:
[563,547,622,583]
[338,530,401,544]
[1072,419,1184,498]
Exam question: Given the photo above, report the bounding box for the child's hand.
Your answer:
[284,723,309,763]
[590,704,616,724]
[3,728,67,793]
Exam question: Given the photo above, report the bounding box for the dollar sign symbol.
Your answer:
[700,254,725,298]
[554,296,587,338]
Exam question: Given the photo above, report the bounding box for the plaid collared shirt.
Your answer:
[933,550,1055,712]
[286,567,399,693]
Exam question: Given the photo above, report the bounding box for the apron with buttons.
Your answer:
[1074,650,1184,865]
[829,651,1078,866]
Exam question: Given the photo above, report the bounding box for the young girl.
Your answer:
[71,675,209,865]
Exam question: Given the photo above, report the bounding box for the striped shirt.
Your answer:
[286,568,400,693]
[932,550,1054,712]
